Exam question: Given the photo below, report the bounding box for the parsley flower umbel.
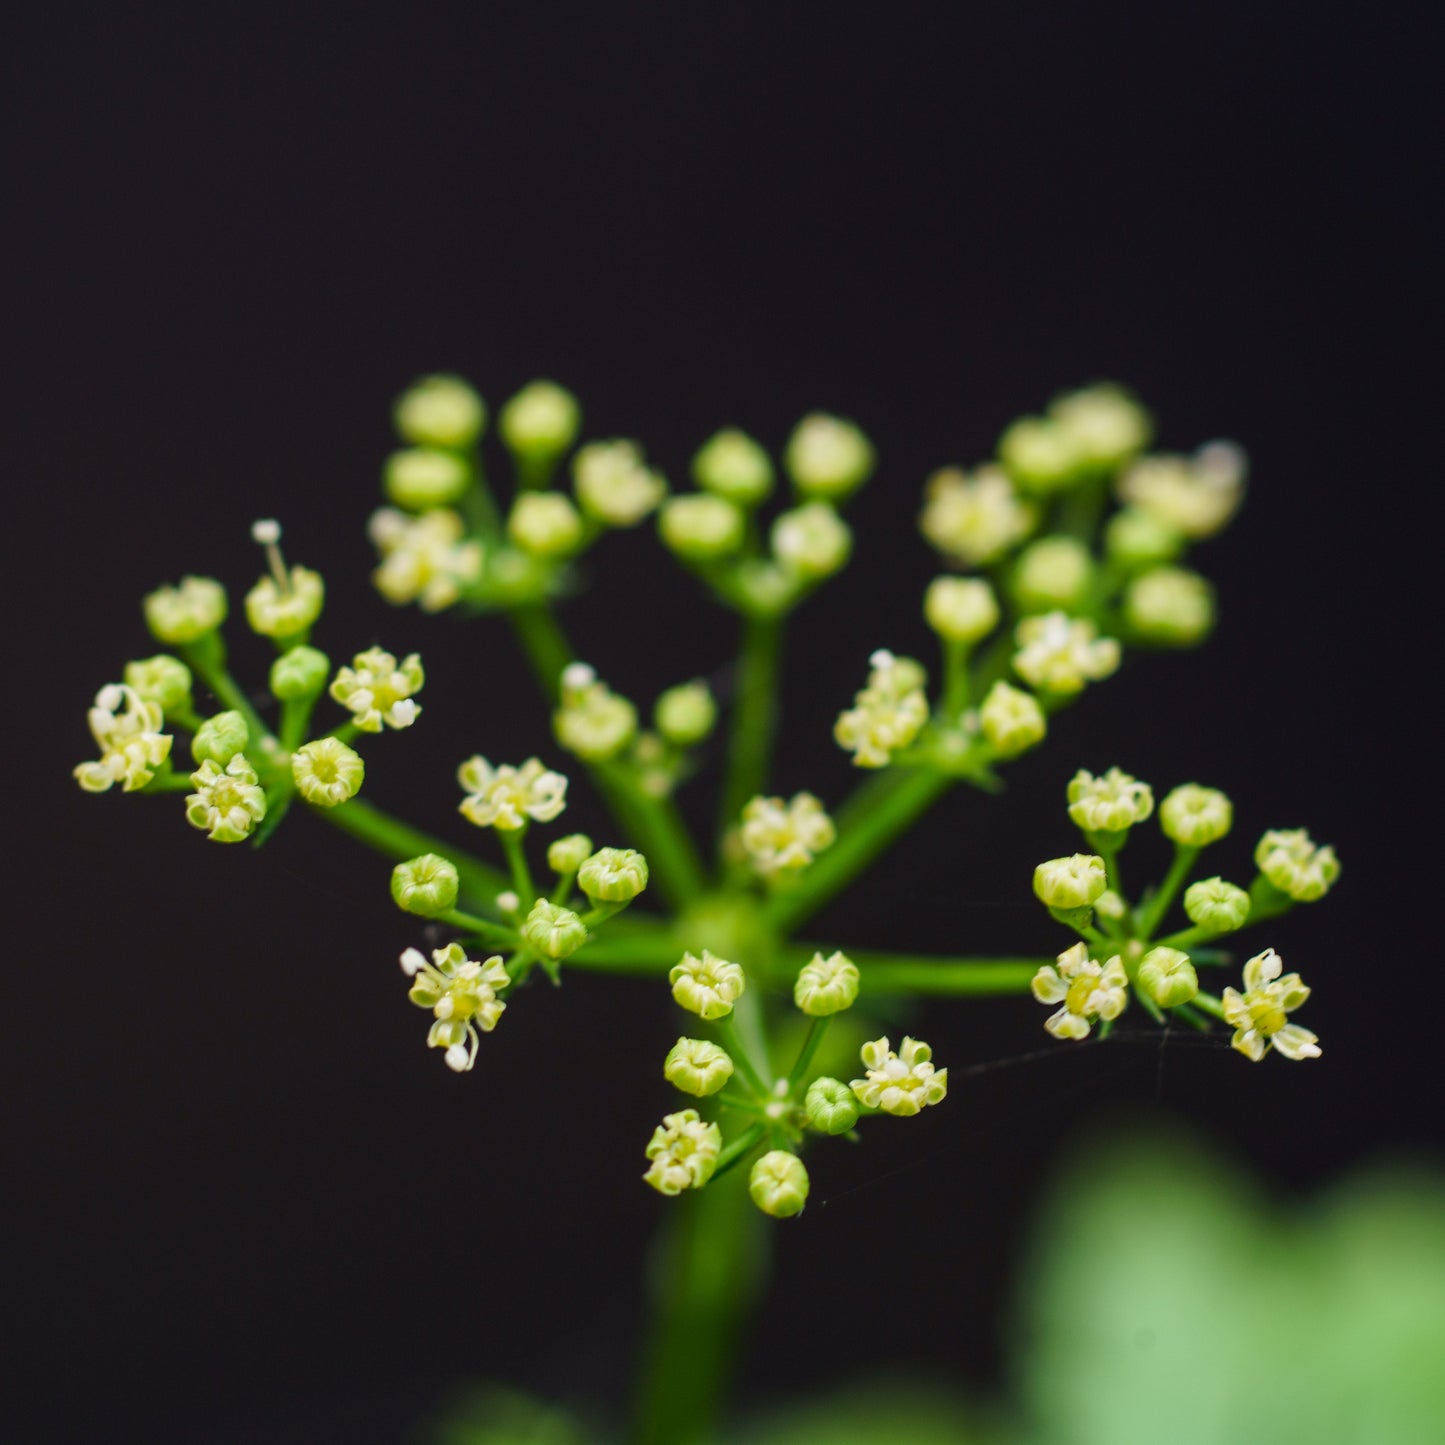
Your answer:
[1221,948,1320,1062]
[1013,612,1121,695]
[458,756,568,831]
[74,683,173,794]
[329,647,425,732]
[739,792,836,879]
[401,944,510,1072]
[1030,942,1128,1040]
[850,1036,948,1116]
[834,650,929,768]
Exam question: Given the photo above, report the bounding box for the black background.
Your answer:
[6,4,1438,1441]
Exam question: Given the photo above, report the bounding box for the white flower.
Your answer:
[739,792,836,878]
[369,507,484,612]
[1067,767,1154,833]
[920,465,1037,566]
[1013,611,1120,694]
[1030,942,1129,1040]
[553,664,638,762]
[834,649,929,768]
[1221,948,1320,1062]
[643,1109,722,1195]
[329,647,425,732]
[74,683,173,793]
[458,756,568,831]
[1117,443,1246,539]
[291,738,365,806]
[977,680,1046,758]
[403,943,511,1072]
[185,754,268,842]
[849,1036,948,1116]
[244,566,324,639]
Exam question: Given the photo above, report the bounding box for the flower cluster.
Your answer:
[834,649,929,767]
[738,792,836,879]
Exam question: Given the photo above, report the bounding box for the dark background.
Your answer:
[6,4,1438,1441]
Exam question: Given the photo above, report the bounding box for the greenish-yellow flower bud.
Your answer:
[669,950,746,1020]
[291,737,365,806]
[521,899,590,961]
[805,1077,860,1134]
[793,950,860,1017]
[578,847,650,902]
[1137,946,1199,1008]
[394,374,486,449]
[654,681,717,748]
[507,492,585,558]
[643,1109,722,1195]
[1184,876,1251,932]
[191,710,249,767]
[1067,767,1154,834]
[1104,507,1185,570]
[1033,854,1108,909]
[269,645,331,702]
[554,664,638,762]
[546,833,594,875]
[692,428,774,507]
[978,680,1046,758]
[749,1150,810,1218]
[771,502,852,579]
[124,655,193,716]
[658,494,746,561]
[923,576,1000,644]
[998,416,1085,494]
[390,854,460,917]
[383,448,470,511]
[573,440,666,527]
[1011,535,1095,613]
[783,414,874,501]
[1048,384,1152,470]
[1255,829,1340,902]
[245,567,324,640]
[1159,783,1233,846]
[185,755,267,842]
[1124,566,1215,646]
[499,380,581,459]
[143,576,228,644]
[663,1038,735,1097]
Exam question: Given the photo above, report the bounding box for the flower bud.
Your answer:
[191,710,249,767]
[977,680,1046,758]
[669,950,746,1020]
[499,380,581,459]
[124,655,193,716]
[521,899,590,961]
[1104,507,1185,570]
[291,737,365,806]
[1013,612,1120,695]
[692,428,774,507]
[390,854,460,917]
[1067,767,1154,834]
[1011,536,1095,613]
[1159,783,1233,846]
[749,1150,810,1218]
[663,1038,735,1097]
[394,374,486,449]
[185,755,267,842]
[654,681,717,748]
[783,414,874,501]
[1033,854,1107,909]
[245,567,324,640]
[1184,877,1251,932]
[578,847,650,902]
[643,1110,722,1195]
[547,833,594,875]
[793,950,860,1017]
[573,440,666,527]
[771,502,852,579]
[1048,384,1152,470]
[507,492,585,558]
[269,645,331,702]
[805,1077,860,1134]
[383,448,470,511]
[1124,567,1215,646]
[658,493,746,562]
[1254,829,1340,902]
[143,576,228,644]
[998,416,1084,494]
[921,465,1037,566]
[1137,946,1199,1008]
[554,668,638,762]
[923,576,999,645]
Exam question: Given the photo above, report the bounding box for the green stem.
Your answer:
[181,639,271,746]
[716,612,782,851]
[940,639,972,720]
[787,1016,830,1085]
[764,766,955,935]
[500,829,536,906]
[437,908,520,948]
[311,796,508,908]
[1191,990,1227,1022]
[717,1015,770,1099]
[712,1121,767,1177]
[1135,843,1200,939]
[836,948,1044,997]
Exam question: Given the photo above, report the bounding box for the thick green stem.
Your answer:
[835,948,1044,996]
[716,613,782,850]
[631,1170,767,1445]
[499,829,536,906]
[1135,843,1200,939]
[764,766,955,935]
[311,796,508,908]
[787,1016,830,1084]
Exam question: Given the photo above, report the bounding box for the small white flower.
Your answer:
[739,793,836,878]
[642,1109,722,1195]
[1255,828,1340,902]
[291,738,365,806]
[1030,942,1129,1040]
[329,647,425,732]
[977,680,1046,758]
[1117,443,1246,539]
[850,1036,948,1116]
[369,507,484,612]
[834,649,929,768]
[185,754,268,842]
[74,683,173,794]
[403,943,511,1072]
[143,576,228,644]
[1221,948,1320,1062]
[553,666,638,761]
[244,566,324,639]
[457,756,568,831]
[1013,611,1120,694]
[920,465,1037,566]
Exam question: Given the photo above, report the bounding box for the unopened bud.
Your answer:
[269,645,330,702]
[658,494,745,561]
[394,374,486,449]
[783,414,874,501]
[805,1077,860,1134]
[692,428,774,507]
[191,710,249,767]
[654,681,717,747]
[383,448,470,510]
[1137,946,1199,1008]
[391,854,460,917]
[749,1150,810,1217]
